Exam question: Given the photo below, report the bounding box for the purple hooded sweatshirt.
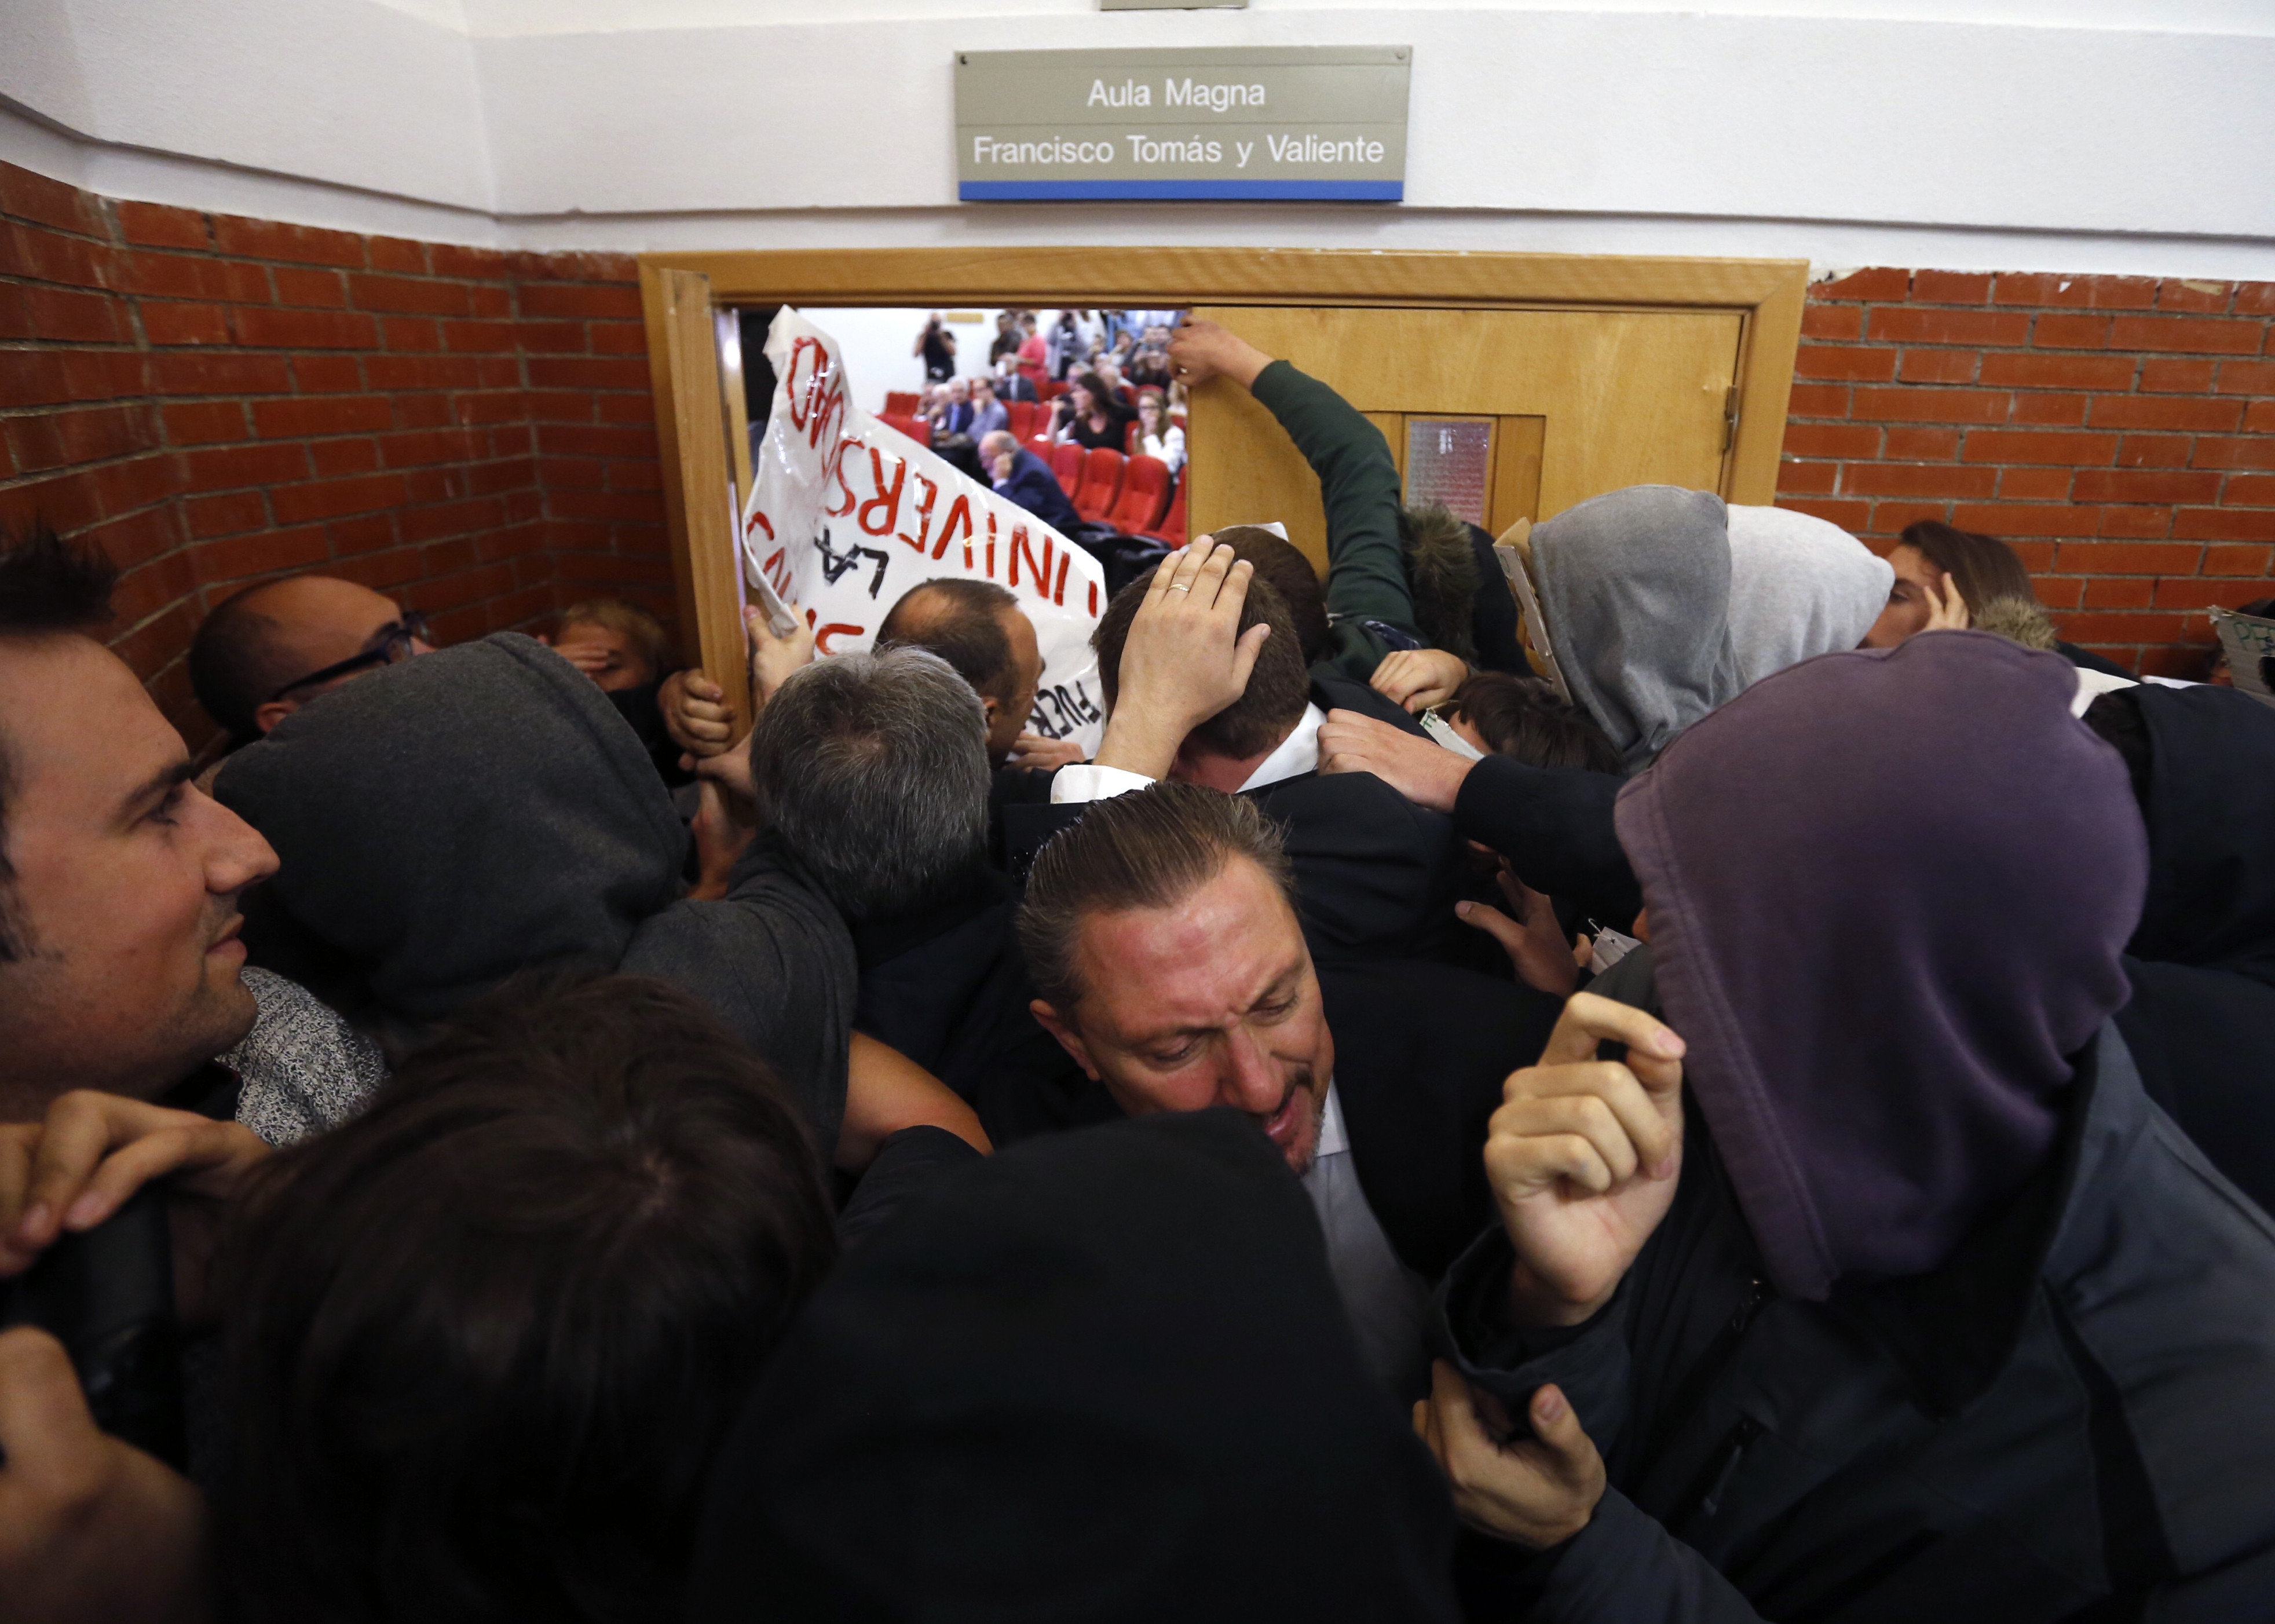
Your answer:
[1613,631,2147,1300]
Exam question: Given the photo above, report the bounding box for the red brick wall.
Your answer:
[0,160,671,736]
[9,152,2272,718]
[1780,268,2275,676]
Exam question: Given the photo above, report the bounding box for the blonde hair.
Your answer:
[556,599,671,676]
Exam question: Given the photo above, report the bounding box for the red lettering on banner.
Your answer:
[1054,552,1069,606]
[826,435,858,518]
[857,448,905,536]
[1010,524,1049,590]
[1088,580,1099,616]
[932,495,975,563]
[785,336,832,433]
[899,473,939,554]
[814,622,864,654]
[745,510,774,541]
[985,510,998,580]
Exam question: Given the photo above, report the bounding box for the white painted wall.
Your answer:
[2,0,2271,277]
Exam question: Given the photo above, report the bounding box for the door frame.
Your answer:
[639,246,1808,719]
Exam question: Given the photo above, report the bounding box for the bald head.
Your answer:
[876,579,1040,766]
[189,575,426,743]
[981,430,1017,463]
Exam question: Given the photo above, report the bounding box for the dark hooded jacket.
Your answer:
[1438,635,2275,1621]
[2093,682,2275,1214]
[215,634,686,1041]
[686,1110,1462,1623]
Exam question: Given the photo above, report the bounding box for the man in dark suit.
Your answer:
[1011,780,1558,1398]
[981,430,1081,535]
[1005,540,1468,965]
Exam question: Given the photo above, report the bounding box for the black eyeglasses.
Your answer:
[268,610,431,702]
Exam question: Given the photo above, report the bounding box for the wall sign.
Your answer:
[955,46,1409,202]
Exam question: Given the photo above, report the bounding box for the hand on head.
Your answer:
[1091,543,1272,780]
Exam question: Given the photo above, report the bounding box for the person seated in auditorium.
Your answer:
[1415,631,2275,1621]
[621,646,992,1162]
[2082,679,2275,1215]
[686,1111,1466,1622]
[214,974,853,1624]
[1049,371,1133,451]
[1135,386,1185,476]
[981,428,1082,535]
[993,352,1039,404]
[1865,517,2133,676]
[1015,543,1467,965]
[874,578,1084,775]
[189,572,436,749]
[1012,784,1557,1398]
[927,374,975,438]
[965,372,1010,439]
[0,526,390,1624]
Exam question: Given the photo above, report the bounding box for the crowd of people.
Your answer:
[2,309,2273,1624]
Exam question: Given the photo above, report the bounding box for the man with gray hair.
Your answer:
[625,646,1022,1132]
[1014,778,1560,1399]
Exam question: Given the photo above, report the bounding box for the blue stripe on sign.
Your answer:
[959,179,1403,202]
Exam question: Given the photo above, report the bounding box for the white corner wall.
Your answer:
[2,0,2272,279]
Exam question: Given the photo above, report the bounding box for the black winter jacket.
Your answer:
[1439,1026,2275,1621]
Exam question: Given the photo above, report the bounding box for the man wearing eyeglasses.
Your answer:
[188,576,436,748]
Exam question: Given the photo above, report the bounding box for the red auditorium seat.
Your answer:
[1106,455,1170,532]
[1141,475,1187,545]
[1123,420,1143,455]
[1040,379,1069,400]
[1048,442,1084,492]
[884,391,920,416]
[1073,448,1125,522]
[880,413,931,447]
[1007,401,1038,438]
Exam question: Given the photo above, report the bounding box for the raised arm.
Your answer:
[1169,319,1418,679]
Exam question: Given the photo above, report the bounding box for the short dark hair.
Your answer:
[749,648,990,919]
[1093,569,1310,760]
[875,578,1019,704]
[1018,781,1295,1011]
[1210,525,1327,666]
[1447,672,1623,773]
[1901,521,2039,612]
[0,522,118,962]
[189,583,296,744]
[215,972,836,1624]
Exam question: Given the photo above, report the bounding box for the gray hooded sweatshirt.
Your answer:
[1531,485,1742,773]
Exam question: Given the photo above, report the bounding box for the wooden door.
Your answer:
[1187,306,1743,572]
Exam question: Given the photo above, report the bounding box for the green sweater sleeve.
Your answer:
[1248,359,1417,682]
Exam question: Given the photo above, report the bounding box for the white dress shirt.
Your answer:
[1051,703,1326,804]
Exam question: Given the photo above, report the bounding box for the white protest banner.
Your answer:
[740,307,1107,752]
